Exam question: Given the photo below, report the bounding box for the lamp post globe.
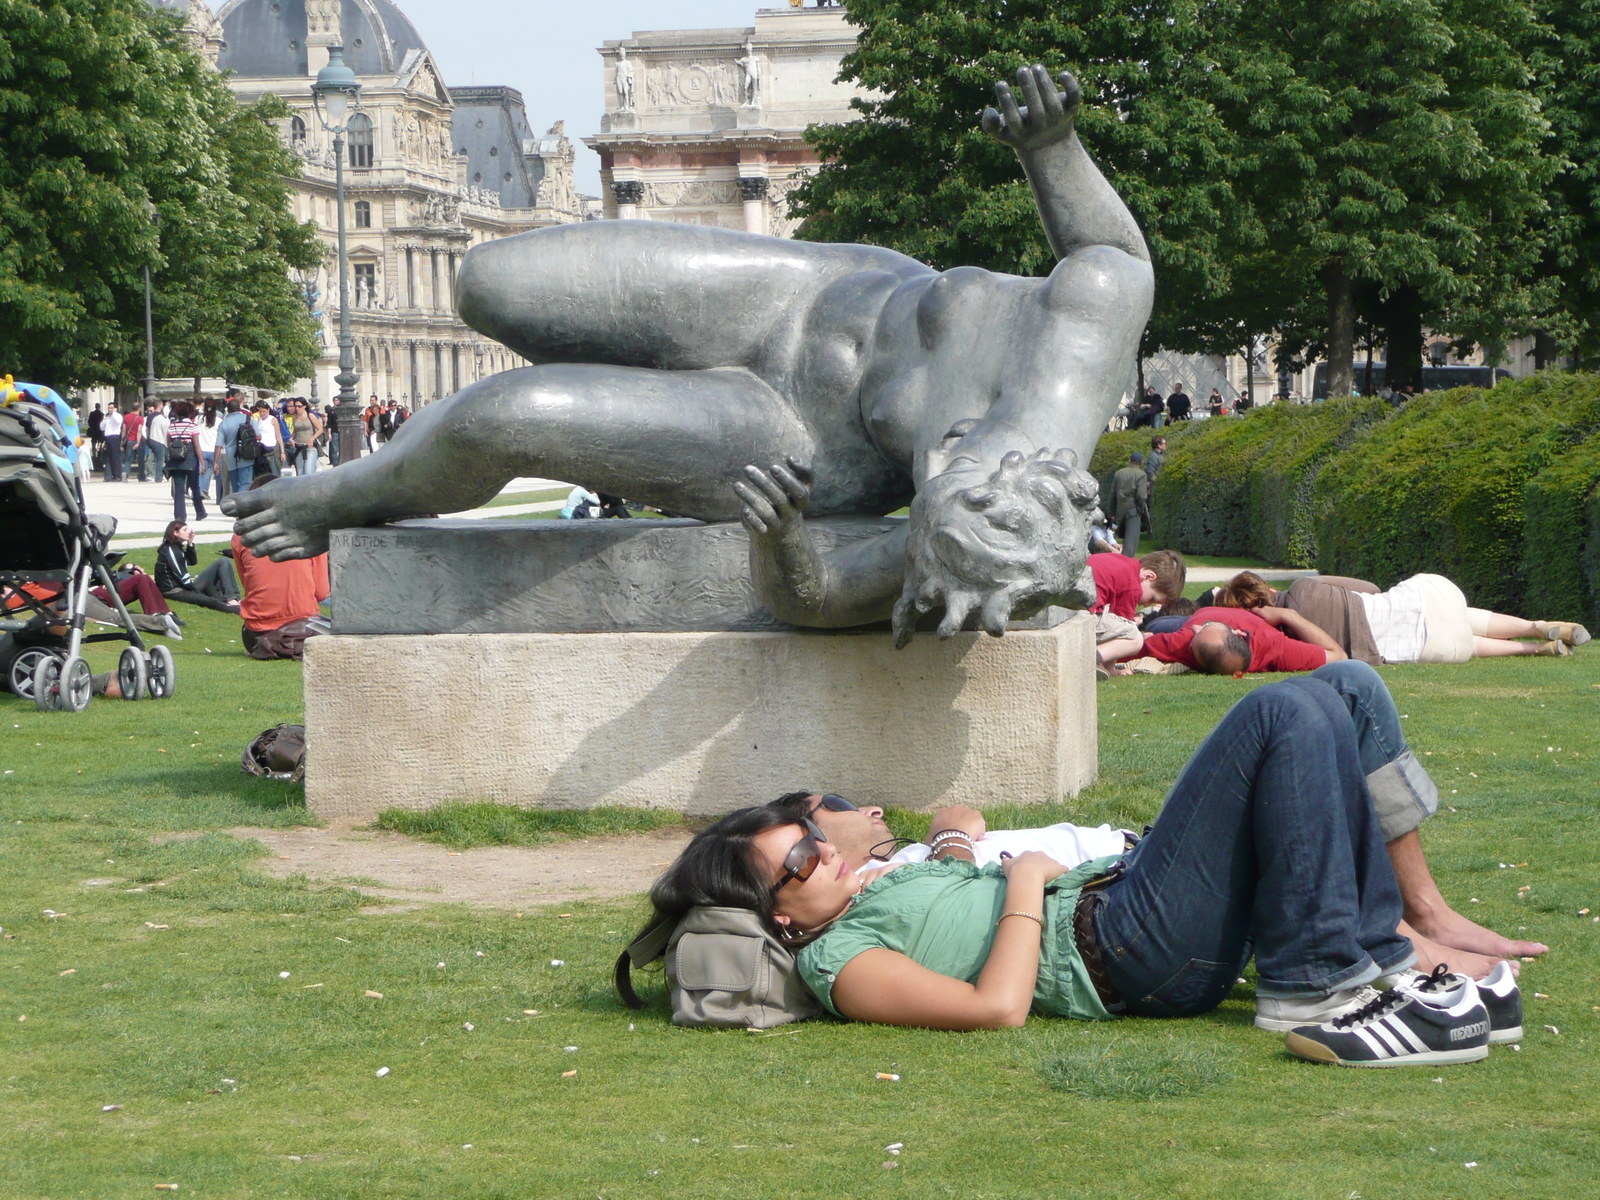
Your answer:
[310,45,365,465]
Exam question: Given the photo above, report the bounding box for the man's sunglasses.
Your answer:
[773,817,828,893]
[809,794,857,814]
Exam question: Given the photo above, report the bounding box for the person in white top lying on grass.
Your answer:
[767,660,1545,987]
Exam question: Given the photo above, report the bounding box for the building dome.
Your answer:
[215,0,429,78]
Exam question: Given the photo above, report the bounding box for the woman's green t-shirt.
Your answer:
[796,856,1119,1022]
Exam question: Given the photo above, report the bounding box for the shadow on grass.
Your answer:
[75,762,309,816]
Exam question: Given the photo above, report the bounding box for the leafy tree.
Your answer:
[789,0,1265,360]
[1215,0,1559,395]
[1531,0,1600,366]
[0,0,318,391]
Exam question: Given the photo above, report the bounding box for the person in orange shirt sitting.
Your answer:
[232,478,329,660]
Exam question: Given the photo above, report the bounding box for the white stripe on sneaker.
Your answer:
[1353,1026,1393,1059]
[1384,1014,1430,1054]
[1366,1021,1407,1057]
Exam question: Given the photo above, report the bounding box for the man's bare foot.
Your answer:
[1403,925,1513,980]
[221,472,347,561]
[1411,905,1548,960]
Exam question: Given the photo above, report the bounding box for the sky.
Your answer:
[319,0,776,197]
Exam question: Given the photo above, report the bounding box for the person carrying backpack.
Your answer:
[219,394,256,496]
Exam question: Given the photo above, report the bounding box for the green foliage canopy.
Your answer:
[0,0,319,391]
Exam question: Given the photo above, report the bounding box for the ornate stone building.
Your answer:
[585,5,867,236]
[213,0,591,407]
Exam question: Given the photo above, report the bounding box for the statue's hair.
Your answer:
[892,448,1099,647]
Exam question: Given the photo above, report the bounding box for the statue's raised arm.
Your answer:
[983,65,1150,265]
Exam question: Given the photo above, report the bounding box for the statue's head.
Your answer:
[892,448,1099,647]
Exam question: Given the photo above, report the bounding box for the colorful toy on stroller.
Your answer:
[1,377,176,711]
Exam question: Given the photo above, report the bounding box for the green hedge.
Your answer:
[1315,375,1600,614]
[1111,373,1600,618]
[1520,389,1600,627]
[1137,400,1386,566]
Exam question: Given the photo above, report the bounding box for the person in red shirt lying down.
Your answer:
[1098,605,1348,675]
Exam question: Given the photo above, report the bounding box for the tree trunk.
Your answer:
[1244,337,1254,408]
[1324,262,1355,398]
[1362,338,1374,395]
[1533,329,1557,372]
[1383,288,1424,393]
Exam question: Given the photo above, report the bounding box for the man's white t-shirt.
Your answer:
[102,409,122,437]
[145,413,169,446]
[870,822,1130,872]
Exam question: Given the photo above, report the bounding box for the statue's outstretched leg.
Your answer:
[457,220,924,371]
[223,364,812,560]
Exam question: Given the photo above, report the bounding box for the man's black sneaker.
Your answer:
[1477,960,1523,1043]
[1285,965,1490,1068]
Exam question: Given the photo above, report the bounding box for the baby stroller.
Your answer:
[0,381,175,711]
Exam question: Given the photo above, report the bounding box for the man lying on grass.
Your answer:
[645,663,1533,1067]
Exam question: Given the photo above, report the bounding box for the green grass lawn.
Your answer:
[2,578,1597,1198]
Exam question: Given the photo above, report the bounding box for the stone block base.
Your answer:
[303,615,1097,819]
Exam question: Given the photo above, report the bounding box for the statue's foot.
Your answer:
[221,472,348,560]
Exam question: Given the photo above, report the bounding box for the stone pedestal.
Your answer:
[306,519,1097,818]
[303,617,1097,819]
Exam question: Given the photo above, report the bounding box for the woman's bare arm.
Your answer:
[735,458,907,627]
[1255,606,1348,660]
[829,854,1064,1030]
[982,66,1150,265]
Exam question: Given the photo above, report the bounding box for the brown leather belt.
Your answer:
[1073,888,1123,1013]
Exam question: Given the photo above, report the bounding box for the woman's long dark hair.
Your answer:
[161,519,187,546]
[642,806,806,942]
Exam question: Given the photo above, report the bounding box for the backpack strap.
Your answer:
[614,916,675,1011]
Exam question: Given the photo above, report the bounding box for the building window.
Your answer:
[354,200,371,228]
[353,262,376,306]
[289,114,306,148]
[348,112,374,169]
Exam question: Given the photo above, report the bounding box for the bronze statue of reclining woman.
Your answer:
[225,67,1153,644]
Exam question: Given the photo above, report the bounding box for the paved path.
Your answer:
[1185,567,1318,583]
[86,474,571,549]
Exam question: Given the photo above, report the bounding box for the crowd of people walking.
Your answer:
[84,392,413,523]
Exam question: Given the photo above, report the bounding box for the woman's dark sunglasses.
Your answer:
[773,817,828,893]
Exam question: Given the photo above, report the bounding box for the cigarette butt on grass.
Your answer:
[59,969,75,976]
[876,1072,900,1082]
[155,1186,179,1192]
[365,990,383,999]
[561,1069,577,1079]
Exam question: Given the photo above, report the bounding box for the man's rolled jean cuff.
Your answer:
[1368,749,1438,842]
[1254,943,1418,1000]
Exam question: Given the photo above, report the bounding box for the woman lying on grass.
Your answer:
[1205,571,1588,663]
[647,676,1520,1067]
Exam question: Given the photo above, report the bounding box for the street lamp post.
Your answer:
[142,201,160,408]
[310,46,365,466]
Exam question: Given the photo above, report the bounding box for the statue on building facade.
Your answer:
[737,40,761,106]
[615,45,637,111]
[226,68,1153,644]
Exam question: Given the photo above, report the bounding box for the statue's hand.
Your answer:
[981,64,1080,153]
[734,456,812,539]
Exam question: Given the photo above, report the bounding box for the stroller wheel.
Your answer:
[146,646,176,699]
[32,655,63,711]
[9,647,54,700]
[59,656,92,713]
[118,648,148,702]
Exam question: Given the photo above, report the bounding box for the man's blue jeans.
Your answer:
[229,463,254,494]
[1312,660,1438,841]
[1093,676,1416,1015]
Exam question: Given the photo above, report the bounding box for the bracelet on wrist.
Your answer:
[999,910,1044,927]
